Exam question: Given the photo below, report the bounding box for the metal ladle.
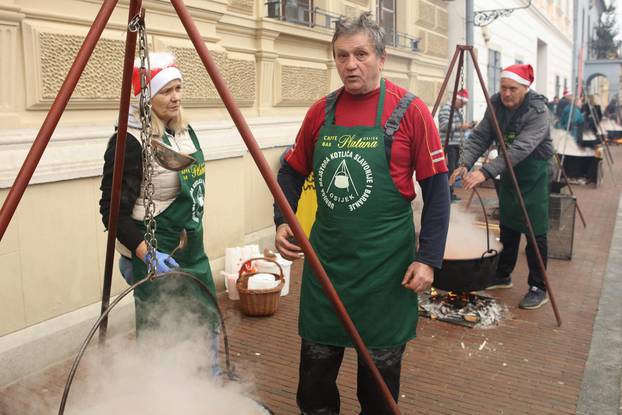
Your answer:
[152,139,196,171]
[168,229,188,259]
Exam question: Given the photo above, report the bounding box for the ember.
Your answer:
[418,289,507,328]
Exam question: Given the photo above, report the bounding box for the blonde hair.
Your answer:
[130,105,188,138]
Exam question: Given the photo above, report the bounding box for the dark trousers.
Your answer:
[297,339,405,415]
[496,224,548,291]
[446,145,460,194]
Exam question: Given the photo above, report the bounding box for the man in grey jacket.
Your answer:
[451,64,554,310]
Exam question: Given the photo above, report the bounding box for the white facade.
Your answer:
[447,0,574,120]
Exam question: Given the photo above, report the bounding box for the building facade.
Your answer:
[447,0,574,121]
[0,0,450,383]
[581,0,616,106]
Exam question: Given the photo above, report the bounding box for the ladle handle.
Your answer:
[471,188,491,252]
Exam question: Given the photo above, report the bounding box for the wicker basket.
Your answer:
[236,257,285,317]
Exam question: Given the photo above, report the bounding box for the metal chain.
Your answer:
[129,15,158,277]
[457,63,467,167]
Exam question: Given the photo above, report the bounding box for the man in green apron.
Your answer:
[273,12,450,415]
[451,63,554,310]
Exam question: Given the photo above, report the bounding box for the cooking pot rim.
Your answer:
[442,248,501,262]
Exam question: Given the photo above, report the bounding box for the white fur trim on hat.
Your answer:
[500,70,531,86]
[457,95,469,102]
[150,66,182,96]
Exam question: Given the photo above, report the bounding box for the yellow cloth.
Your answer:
[295,173,317,237]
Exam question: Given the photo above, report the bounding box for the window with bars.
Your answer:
[555,75,561,98]
[264,1,419,52]
[377,0,396,46]
[487,49,502,93]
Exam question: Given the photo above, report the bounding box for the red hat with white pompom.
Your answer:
[132,52,182,97]
[500,64,534,86]
[456,88,469,102]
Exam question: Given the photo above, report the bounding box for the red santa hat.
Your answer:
[562,89,570,97]
[132,52,182,97]
[500,64,534,86]
[456,88,469,102]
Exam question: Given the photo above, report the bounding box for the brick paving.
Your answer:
[1,148,621,414]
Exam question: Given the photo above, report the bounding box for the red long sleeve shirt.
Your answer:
[285,79,447,200]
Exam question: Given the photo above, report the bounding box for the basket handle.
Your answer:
[237,257,285,284]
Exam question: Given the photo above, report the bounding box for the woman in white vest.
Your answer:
[99,52,219,374]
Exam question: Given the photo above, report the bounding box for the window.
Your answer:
[377,0,396,46]
[555,75,561,97]
[267,0,313,26]
[487,49,502,93]
[564,78,568,93]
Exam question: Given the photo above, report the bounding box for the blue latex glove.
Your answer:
[143,250,179,273]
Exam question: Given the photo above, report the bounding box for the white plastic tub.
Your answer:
[253,255,292,296]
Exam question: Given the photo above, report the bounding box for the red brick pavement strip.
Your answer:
[1,149,620,415]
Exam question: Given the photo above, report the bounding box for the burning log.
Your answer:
[418,289,506,328]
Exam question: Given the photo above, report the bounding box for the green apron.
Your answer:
[498,132,550,236]
[130,126,217,334]
[300,80,418,349]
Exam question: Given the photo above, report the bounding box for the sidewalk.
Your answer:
[1,148,621,414]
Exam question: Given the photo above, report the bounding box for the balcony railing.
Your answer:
[265,2,420,53]
[385,30,420,52]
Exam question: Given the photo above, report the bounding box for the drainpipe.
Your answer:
[466,0,474,122]
[572,0,579,89]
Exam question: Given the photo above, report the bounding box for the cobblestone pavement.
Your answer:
[1,148,621,414]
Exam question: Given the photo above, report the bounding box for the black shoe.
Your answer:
[451,193,461,202]
[518,286,549,309]
[486,276,513,290]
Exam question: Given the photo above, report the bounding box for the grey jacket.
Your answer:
[460,91,553,178]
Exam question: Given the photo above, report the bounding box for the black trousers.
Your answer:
[446,145,460,193]
[297,339,405,415]
[496,224,548,291]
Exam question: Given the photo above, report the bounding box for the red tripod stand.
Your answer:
[432,45,562,327]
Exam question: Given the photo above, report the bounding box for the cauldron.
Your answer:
[433,188,502,292]
[433,249,500,292]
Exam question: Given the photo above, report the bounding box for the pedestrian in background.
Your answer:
[438,88,471,202]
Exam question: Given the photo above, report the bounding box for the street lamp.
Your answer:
[473,0,533,27]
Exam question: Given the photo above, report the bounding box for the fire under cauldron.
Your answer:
[433,189,502,292]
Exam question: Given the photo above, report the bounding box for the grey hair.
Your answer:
[332,11,386,57]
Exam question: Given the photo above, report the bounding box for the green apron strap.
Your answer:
[187,125,201,150]
[375,78,386,126]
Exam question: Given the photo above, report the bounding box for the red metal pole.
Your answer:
[468,46,562,326]
[432,46,462,118]
[98,0,142,344]
[0,0,119,242]
[169,0,401,413]
[443,50,464,149]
